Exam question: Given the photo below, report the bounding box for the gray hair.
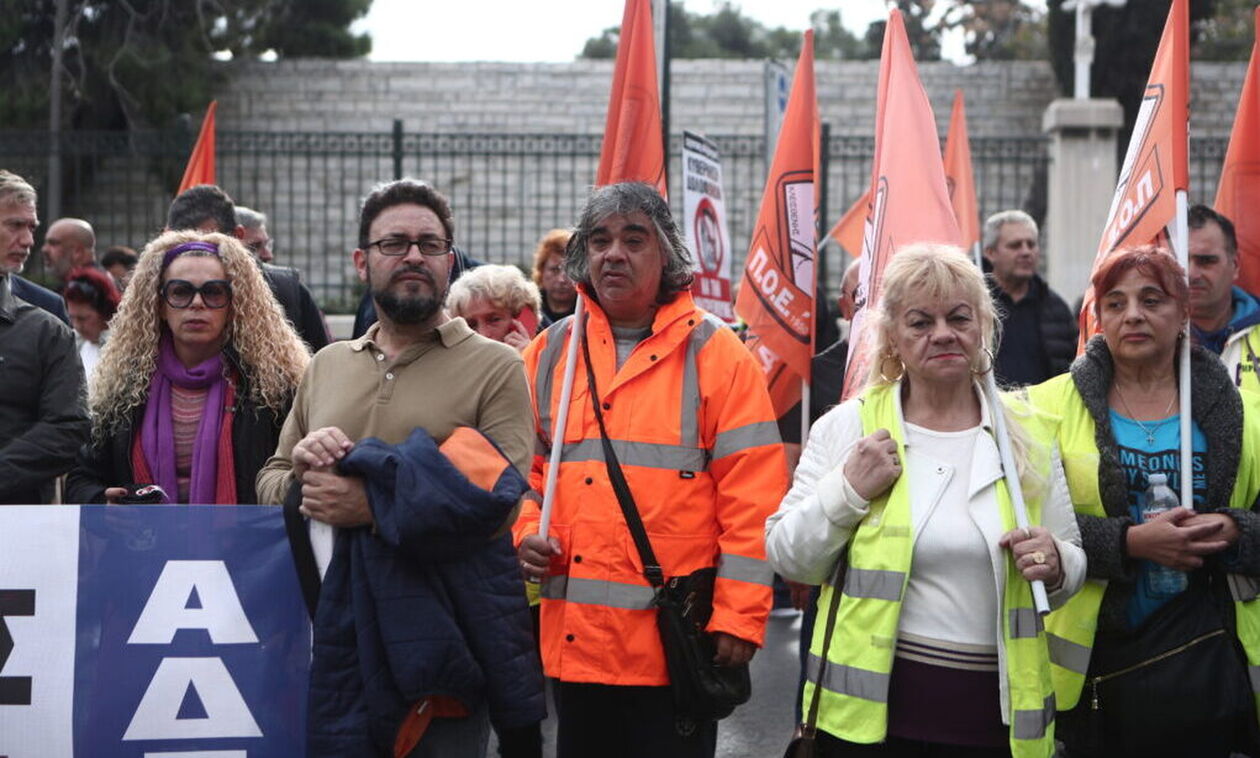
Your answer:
[447,263,542,319]
[565,182,693,303]
[982,209,1038,252]
[235,205,267,231]
[0,170,37,208]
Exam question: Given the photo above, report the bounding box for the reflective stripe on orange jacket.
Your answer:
[514,291,787,686]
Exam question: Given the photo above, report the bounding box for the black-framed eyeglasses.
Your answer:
[368,236,452,257]
[160,279,233,309]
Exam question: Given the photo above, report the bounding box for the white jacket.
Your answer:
[764,381,1087,723]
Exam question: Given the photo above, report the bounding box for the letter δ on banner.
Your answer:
[596,0,667,197]
[1215,7,1260,295]
[177,101,217,194]
[683,130,735,323]
[841,10,962,401]
[735,30,819,418]
[1077,0,1189,351]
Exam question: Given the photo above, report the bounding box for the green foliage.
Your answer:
[1193,0,1255,61]
[578,1,1052,63]
[0,0,372,131]
[939,0,1048,61]
[580,2,875,61]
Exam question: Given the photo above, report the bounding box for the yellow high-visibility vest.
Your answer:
[803,382,1057,758]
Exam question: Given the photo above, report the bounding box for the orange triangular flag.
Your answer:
[735,31,819,416]
[177,101,217,194]
[1077,0,1189,350]
[1216,7,1260,295]
[841,10,962,400]
[596,0,666,197]
[943,89,980,250]
[827,192,869,259]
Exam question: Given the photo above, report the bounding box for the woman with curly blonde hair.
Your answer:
[447,263,542,351]
[66,230,308,505]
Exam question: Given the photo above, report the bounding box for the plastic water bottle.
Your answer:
[1142,473,1189,597]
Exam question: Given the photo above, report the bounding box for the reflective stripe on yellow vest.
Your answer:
[1028,375,1260,720]
[803,383,1057,757]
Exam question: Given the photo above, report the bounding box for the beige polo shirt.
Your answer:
[256,318,533,505]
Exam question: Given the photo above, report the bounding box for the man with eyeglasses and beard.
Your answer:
[257,178,544,758]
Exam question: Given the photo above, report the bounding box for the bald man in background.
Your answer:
[42,217,98,290]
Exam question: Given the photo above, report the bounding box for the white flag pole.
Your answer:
[971,241,1051,614]
[538,294,586,540]
[1174,189,1192,509]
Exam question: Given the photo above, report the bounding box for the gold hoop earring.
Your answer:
[972,347,995,376]
[879,350,905,383]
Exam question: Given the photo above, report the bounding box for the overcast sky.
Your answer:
[357,1,909,63]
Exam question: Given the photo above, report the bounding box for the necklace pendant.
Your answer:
[1146,431,1156,445]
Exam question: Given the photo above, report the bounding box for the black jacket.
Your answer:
[990,273,1077,386]
[262,263,330,353]
[65,351,290,505]
[11,274,69,324]
[0,276,88,503]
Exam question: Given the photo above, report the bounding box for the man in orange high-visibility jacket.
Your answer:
[516,182,787,758]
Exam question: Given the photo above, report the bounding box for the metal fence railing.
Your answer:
[0,126,1229,310]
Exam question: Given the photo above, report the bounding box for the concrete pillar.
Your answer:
[1042,98,1124,302]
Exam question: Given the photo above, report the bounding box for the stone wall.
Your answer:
[218,58,1245,138]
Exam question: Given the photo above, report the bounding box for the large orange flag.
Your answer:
[841,10,962,400]
[1216,7,1260,295]
[943,89,980,250]
[735,31,818,416]
[827,192,868,259]
[1077,0,1189,350]
[596,0,666,197]
[177,101,217,193]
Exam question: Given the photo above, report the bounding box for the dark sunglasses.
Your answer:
[160,279,232,309]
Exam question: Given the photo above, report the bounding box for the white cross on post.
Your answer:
[1063,0,1128,99]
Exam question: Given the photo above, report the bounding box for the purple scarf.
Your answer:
[140,333,227,504]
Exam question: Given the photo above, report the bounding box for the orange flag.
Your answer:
[827,192,869,259]
[1077,0,1189,350]
[943,89,980,250]
[841,10,962,400]
[177,101,217,193]
[735,31,818,416]
[596,0,666,197]
[1216,7,1260,295]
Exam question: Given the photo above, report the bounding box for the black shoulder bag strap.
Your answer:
[795,559,847,754]
[283,477,322,620]
[580,325,665,590]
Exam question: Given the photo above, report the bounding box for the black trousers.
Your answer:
[553,681,717,758]
[815,731,1011,758]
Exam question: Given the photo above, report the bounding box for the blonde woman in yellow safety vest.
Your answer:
[1028,245,1260,758]
[766,244,1086,758]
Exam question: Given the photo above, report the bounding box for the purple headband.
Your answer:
[161,241,220,271]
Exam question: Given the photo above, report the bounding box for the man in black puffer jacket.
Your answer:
[983,209,1077,386]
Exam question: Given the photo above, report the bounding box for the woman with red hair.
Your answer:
[1030,245,1260,756]
[62,266,121,387]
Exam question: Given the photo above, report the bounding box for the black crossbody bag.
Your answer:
[580,330,751,722]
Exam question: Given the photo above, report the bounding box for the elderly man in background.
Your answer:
[516,182,786,758]
[41,217,98,290]
[0,169,88,503]
[982,209,1076,386]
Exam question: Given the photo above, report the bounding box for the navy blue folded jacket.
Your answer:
[306,428,545,756]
